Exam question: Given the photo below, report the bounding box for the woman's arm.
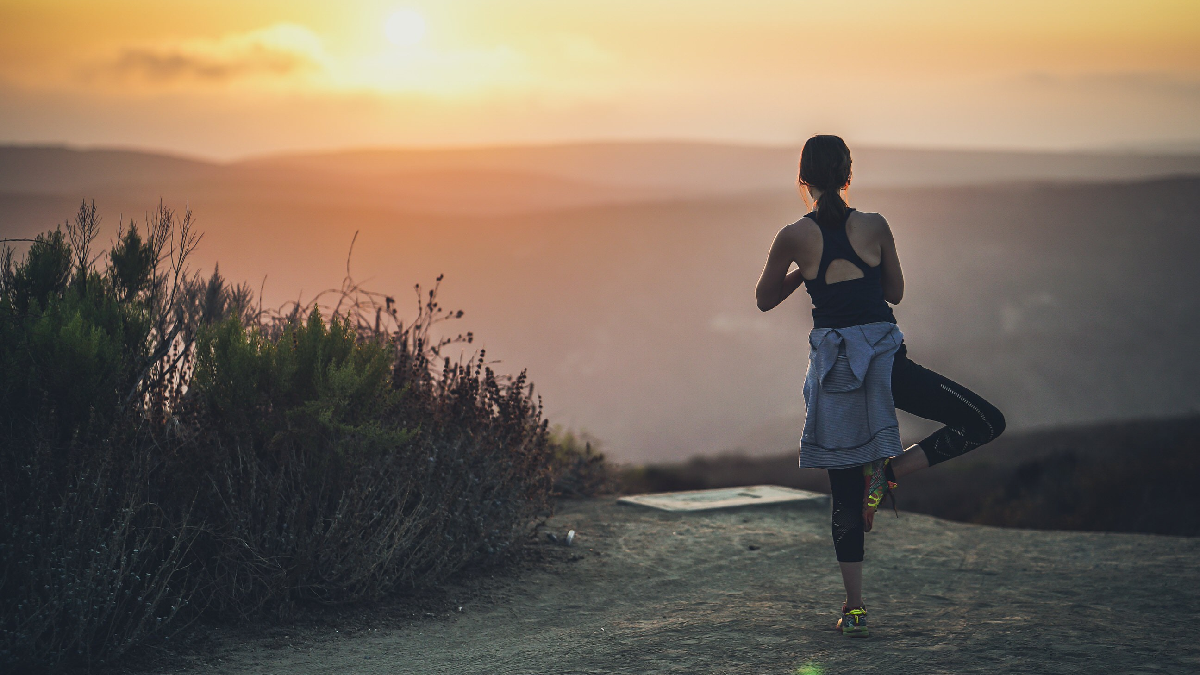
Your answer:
[877,216,905,305]
[756,225,806,312]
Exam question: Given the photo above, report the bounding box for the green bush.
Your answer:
[0,202,555,669]
[189,310,416,614]
[1,203,197,669]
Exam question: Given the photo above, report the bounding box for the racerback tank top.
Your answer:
[802,208,897,329]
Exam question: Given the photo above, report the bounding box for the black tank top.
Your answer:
[802,208,897,329]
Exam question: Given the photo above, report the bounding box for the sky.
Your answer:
[1,0,1198,159]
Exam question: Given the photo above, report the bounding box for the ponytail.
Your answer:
[798,135,853,228]
[814,189,849,229]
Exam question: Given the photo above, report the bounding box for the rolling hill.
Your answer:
[2,142,1198,462]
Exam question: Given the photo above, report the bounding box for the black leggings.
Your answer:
[829,343,1005,563]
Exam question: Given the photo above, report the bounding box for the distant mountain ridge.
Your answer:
[2,142,1198,462]
[5,142,1200,204]
[0,145,218,195]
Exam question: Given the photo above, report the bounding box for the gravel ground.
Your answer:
[144,497,1200,674]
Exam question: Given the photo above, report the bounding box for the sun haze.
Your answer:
[0,0,1197,157]
[385,9,426,46]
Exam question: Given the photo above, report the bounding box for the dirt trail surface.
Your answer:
[178,498,1200,674]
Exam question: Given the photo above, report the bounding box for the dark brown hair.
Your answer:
[798,135,852,228]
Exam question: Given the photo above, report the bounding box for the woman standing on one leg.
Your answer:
[755,135,1006,638]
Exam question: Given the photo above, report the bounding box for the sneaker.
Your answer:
[862,457,898,533]
[835,604,869,637]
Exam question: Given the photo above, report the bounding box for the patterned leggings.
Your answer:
[829,343,1006,562]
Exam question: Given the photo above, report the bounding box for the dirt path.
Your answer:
[182,497,1200,674]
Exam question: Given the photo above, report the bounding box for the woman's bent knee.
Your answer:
[990,407,1006,441]
[966,398,1005,444]
[981,402,1005,443]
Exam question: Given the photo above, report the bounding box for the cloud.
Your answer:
[90,24,326,86]
[109,46,305,83]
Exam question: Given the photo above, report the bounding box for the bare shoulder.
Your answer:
[779,215,822,244]
[765,217,821,267]
[848,210,893,240]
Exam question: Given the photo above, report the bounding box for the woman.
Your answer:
[755,135,1005,637]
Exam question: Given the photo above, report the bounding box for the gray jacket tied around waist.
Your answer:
[799,322,905,469]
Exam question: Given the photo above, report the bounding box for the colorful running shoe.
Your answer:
[862,457,898,533]
[835,604,869,637]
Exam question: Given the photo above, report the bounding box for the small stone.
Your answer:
[748,544,760,551]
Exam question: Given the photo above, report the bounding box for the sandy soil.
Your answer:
[156,497,1200,674]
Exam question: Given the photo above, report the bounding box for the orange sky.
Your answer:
[1,0,1198,158]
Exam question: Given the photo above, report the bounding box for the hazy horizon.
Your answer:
[13,137,1200,164]
[3,143,1198,463]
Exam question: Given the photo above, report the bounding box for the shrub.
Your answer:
[1,202,202,669]
[1,203,556,668]
[188,309,417,616]
[360,275,554,590]
[0,437,193,670]
[548,427,615,497]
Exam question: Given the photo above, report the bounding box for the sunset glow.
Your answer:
[0,0,1197,157]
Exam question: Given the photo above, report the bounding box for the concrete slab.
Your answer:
[617,485,828,512]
